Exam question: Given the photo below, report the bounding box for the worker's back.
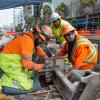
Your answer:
[2,32,34,55]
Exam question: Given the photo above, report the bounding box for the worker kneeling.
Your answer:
[0,25,52,95]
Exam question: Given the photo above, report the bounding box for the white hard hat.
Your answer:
[50,12,61,22]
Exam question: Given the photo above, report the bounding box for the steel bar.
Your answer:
[39,67,66,72]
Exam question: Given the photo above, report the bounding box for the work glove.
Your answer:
[32,53,45,64]
[44,48,52,57]
[33,63,43,71]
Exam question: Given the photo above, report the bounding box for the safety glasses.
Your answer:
[63,30,74,38]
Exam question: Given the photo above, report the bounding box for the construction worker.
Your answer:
[50,12,74,47]
[0,25,52,95]
[53,25,98,77]
[38,25,55,57]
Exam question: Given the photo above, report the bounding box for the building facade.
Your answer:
[51,0,100,30]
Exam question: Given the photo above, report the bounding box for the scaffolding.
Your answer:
[76,15,100,31]
[66,1,100,31]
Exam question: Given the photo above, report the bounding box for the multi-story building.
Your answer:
[76,0,100,30]
[23,3,43,31]
[51,0,100,30]
[12,7,24,31]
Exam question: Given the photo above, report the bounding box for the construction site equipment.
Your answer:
[8,52,99,100]
[71,70,100,100]
[95,30,100,36]
[40,57,100,100]
[39,34,100,100]
[52,69,100,100]
[40,57,67,83]
[42,57,67,71]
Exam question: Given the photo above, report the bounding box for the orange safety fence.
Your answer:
[77,30,91,36]
[94,30,100,36]
[6,31,16,35]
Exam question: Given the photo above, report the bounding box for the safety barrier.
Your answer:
[94,30,100,36]
[77,30,91,36]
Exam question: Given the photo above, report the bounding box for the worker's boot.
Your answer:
[0,92,14,100]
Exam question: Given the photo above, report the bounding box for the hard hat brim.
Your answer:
[36,26,46,41]
[38,33,46,41]
[51,16,61,22]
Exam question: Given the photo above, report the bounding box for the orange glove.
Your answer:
[36,46,45,56]
[32,63,43,71]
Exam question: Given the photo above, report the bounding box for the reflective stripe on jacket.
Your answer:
[60,34,98,70]
[70,35,98,70]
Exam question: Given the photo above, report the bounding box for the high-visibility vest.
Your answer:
[50,19,68,44]
[0,53,35,91]
[0,32,36,91]
[67,35,98,70]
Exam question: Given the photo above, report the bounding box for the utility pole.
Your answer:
[13,8,16,31]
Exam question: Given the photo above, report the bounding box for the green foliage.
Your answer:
[26,16,34,24]
[15,23,23,32]
[67,18,77,27]
[43,5,52,16]
[80,0,97,7]
[56,2,68,15]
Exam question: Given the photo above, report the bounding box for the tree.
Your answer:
[43,5,52,16]
[80,0,96,7]
[68,17,77,27]
[25,16,35,31]
[56,2,68,19]
[42,4,52,25]
[15,23,23,32]
[80,0,97,29]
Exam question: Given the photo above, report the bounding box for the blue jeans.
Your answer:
[2,75,41,95]
[33,76,41,91]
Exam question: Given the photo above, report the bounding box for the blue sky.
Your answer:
[0,8,13,27]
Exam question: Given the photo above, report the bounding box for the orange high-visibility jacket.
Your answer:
[61,34,98,70]
[2,32,45,69]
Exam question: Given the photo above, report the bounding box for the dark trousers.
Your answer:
[1,73,41,95]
